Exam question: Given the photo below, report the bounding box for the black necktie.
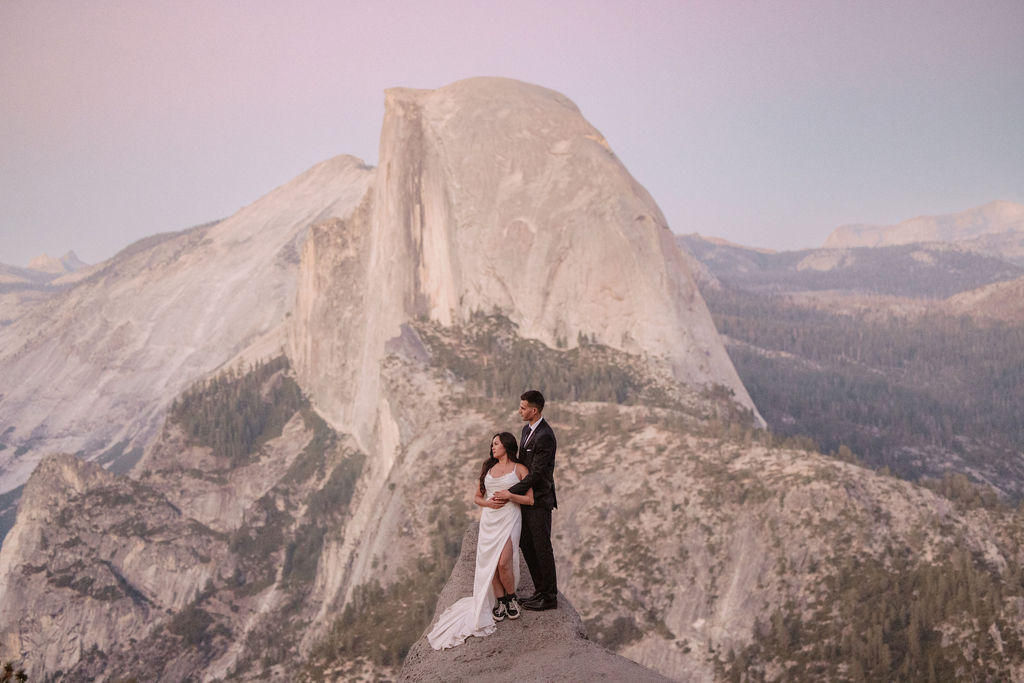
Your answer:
[522,425,532,446]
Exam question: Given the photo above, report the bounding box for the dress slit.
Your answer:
[427,469,523,650]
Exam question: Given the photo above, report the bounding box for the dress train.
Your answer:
[427,469,522,650]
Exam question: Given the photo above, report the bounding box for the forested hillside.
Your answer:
[702,285,1024,498]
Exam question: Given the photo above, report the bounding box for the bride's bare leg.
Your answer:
[496,536,515,595]
[491,570,504,599]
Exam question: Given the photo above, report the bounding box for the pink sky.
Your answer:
[2,0,1022,266]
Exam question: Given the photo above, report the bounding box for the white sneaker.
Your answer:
[505,595,521,620]
[492,599,507,622]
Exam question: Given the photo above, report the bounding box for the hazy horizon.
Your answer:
[3,0,1022,267]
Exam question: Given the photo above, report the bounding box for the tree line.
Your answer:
[703,287,1024,497]
[722,546,1024,681]
[169,356,303,464]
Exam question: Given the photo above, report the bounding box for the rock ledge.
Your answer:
[400,522,670,682]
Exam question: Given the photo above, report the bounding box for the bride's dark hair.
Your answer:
[479,432,519,496]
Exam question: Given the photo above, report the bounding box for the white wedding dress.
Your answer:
[427,468,523,650]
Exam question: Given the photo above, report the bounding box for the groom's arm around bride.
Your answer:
[493,390,559,610]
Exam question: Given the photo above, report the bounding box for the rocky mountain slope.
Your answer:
[288,77,758,454]
[946,275,1024,323]
[0,156,374,492]
[0,453,233,678]
[0,359,375,681]
[6,331,1024,681]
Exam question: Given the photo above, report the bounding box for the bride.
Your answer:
[427,432,534,650]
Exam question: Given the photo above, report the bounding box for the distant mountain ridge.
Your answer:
[823,201,1024,264]
[0,252,91,334]
[678,234,1023,298]
[0,251,87,286]
[27,250,87,274]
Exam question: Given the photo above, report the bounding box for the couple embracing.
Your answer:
[427,390,558,650]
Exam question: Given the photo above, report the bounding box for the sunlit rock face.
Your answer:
[0,454,231,676]
[0,77,757,494]
[0,156,374,492]
[289,77,759,451]
[26,251,86,275]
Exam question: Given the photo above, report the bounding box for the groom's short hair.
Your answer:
[521,390,545,411]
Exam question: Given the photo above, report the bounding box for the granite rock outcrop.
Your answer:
[289,77,760,456]
[0,156,373,492]
[400,522,671,682]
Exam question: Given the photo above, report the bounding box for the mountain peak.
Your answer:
[26,250,87,274]
[385,76,582,113]
[289,77,761,447]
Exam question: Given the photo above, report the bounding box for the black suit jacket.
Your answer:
[508,418,557,510]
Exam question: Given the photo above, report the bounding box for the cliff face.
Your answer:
[0,77,756,498]
[289,77,759,454]
[0,155,374,493]
[0,362,382,681]
[278,79,765,672]
[0,454,231,677]
[678,233,1024,299]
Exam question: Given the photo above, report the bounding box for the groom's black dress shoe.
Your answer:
[521,596,557,611]
[519,591,540,603]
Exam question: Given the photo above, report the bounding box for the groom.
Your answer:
[493,389,558,610]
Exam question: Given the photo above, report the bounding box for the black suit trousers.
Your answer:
[520,505,557,599]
